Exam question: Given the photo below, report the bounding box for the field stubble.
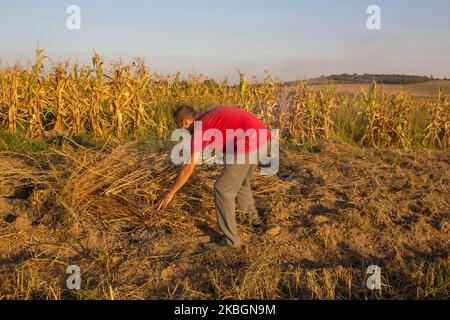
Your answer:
[0,140,448,300]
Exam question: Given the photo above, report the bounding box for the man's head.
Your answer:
[173,104,197,129]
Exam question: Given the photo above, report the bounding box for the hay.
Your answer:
[56,143,193,232]
[55,143,293,233]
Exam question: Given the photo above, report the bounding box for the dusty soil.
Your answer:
[0,142,448,299]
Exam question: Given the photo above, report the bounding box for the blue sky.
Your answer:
[1,0,449,81]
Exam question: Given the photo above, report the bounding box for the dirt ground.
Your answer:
[0,142,448,299]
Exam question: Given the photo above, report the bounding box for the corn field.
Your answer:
[0,49,449,150]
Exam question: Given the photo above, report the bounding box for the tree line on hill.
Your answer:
[323,73,447,85]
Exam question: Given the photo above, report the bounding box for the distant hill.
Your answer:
[306,74,448,85]
[308,80,450,98]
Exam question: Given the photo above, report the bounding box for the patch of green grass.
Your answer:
[0,130,49,153]
[285,141,325,154]
[331,99,366,145]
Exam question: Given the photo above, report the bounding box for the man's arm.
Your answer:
[156,152,200,211]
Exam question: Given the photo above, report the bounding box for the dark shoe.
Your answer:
[202,238,240,251]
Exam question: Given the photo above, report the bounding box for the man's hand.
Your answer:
[156,191,175,211]
[155,159,197,211]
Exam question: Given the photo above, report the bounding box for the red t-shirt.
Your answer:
[191,106,271,155]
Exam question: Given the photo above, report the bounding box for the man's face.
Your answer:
[175,117,194,129]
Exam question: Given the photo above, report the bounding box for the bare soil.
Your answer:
[0,142,448,299]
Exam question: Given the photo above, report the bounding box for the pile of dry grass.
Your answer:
[54,142,293,233]
[0,139,293,234]
[55,143,196,232]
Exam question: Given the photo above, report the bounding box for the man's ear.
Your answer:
[182,119,193,129]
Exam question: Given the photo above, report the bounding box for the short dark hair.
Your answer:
[173,104,197,122]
